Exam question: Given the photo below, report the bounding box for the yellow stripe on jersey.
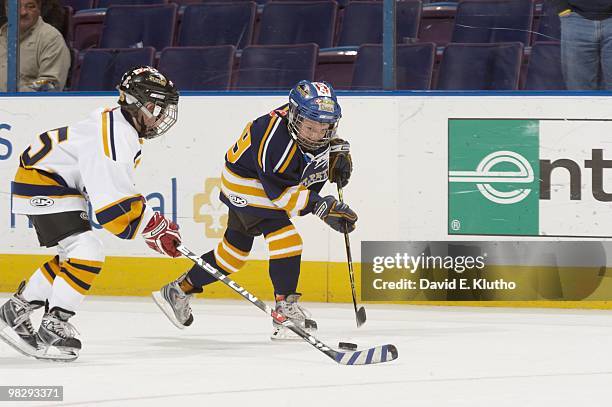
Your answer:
[265,225,303,260]
[95,194,146,240]
[102,110,111,158]
[278,142,298,174]
[12,166,83,199]
[221,166,310,216]
[14,167,62,186]
[221,174,268,198]
[257,116,280,169]
[221,166,286,211]
[272,185,311,217]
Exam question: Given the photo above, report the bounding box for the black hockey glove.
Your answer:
[313,195,358,233]
[328,138,352,187]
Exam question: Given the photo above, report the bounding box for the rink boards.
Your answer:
[2,92,612,308]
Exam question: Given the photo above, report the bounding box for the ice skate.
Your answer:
[271,293,317,341]
[152,274,202,329]
[0,281,44,357]
[37,307,81,362]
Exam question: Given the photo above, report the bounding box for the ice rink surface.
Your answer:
[1,295,612,407]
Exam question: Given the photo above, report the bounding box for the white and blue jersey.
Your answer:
[11,107,154,240]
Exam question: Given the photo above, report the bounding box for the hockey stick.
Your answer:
[176,244,397,365]
[337,185,367,327]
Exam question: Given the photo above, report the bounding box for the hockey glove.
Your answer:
[313,195,358,233]
[328,138,352,187]
[142,212,182,258]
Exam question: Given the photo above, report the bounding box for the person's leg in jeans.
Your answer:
[561,12,601,90]
[599,17,612,89]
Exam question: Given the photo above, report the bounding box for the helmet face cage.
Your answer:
[288,80,341,151]
[117,66,179,140]
[287,102,337,150]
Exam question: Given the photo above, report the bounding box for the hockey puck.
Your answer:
[338,342,358,351]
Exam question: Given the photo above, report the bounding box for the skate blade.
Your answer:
[151,291,187,330]
[35,345,79,362]
[0,319,40,358]
[270,326,317,341]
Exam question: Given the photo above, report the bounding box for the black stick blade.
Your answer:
[356,307,367,327]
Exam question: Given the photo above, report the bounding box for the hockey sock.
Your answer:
[186,250,225,288]
[263,224,303,296]
[22,256,60,303]
[186,229,253,289]
[48,258,103,312]
[269,255,301,296]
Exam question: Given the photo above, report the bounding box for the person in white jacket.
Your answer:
[0,66,181,361]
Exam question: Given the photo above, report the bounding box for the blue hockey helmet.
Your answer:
[288,80,342,151]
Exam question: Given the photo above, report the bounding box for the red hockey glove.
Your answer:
[142,212,182,258]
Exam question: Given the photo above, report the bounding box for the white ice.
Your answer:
[1,295,612,407]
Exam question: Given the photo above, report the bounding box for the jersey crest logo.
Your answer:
[228,194,248,207]
[30,196,54,207]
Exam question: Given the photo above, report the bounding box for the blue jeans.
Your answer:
[560,12,612,90]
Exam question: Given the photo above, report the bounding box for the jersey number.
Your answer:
[21,127,68,167]
[226,123,251,164]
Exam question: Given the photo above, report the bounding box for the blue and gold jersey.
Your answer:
[220,104,329,219]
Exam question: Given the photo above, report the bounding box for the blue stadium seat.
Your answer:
[62,0,94,12]
[452,0,534,45]
[96,0,166,8]
[76,47,155,90]
[437,42,523,90]
[178,3,256,49]
[257,1,337,48]
[524,42,564,90]
[157,46,236,90]
[338,1,422,47]
[99,4,177,50]
[236,44,318,90]
[351,43,435,90]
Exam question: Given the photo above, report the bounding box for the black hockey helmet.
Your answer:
[117,66,179,139]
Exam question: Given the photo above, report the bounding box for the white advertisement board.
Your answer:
[2,94,612,264]
[0,95,400,262]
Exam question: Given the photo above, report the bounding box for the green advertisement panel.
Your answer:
[448,119,540,236]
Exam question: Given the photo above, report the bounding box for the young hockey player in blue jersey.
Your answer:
[0,66,183,361]
[153,80,356,339]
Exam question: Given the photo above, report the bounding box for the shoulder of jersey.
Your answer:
[98,108,142,165]
[251,105,298,173]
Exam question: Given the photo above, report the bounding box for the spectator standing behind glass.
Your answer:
[0,0,70,92]
[556,0,612,89]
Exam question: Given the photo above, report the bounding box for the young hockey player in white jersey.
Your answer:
[153,80,356,340]
[0,66,182,361]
